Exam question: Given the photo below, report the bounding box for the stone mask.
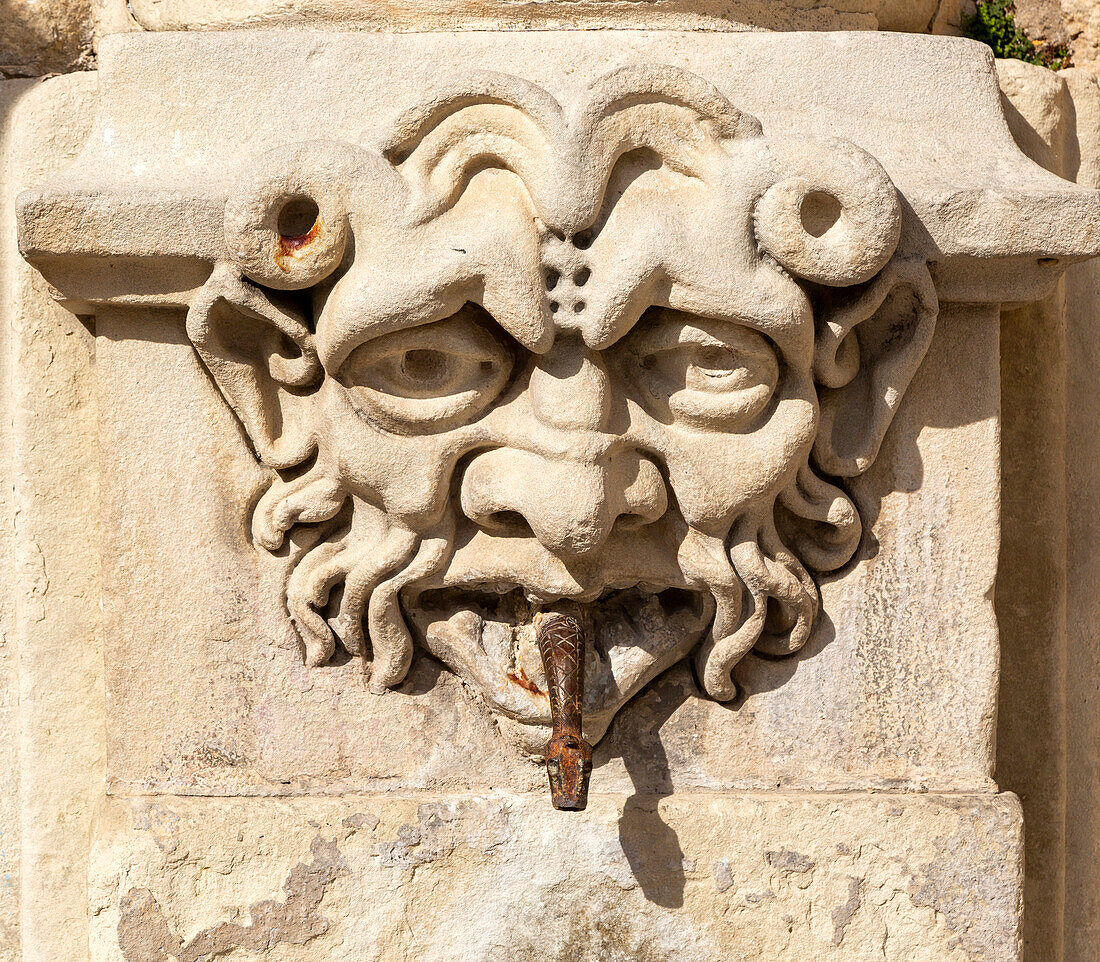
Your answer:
[186,65,937,752]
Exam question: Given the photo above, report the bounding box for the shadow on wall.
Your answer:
[994,59,1100,962]
[614,673,691,908]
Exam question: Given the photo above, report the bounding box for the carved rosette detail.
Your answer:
[184,64,938,743]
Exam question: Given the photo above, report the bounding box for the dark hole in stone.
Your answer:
[799,191,842,238]
[278,196,320,238]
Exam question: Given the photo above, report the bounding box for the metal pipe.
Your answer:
[535,611,593,810]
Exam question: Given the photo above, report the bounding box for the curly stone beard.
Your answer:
[254,440,860,736]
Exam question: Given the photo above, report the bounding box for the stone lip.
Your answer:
[405,582,713,743]
[17,30,1100,308]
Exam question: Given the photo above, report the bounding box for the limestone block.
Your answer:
[1015,0,1100,79]
[3,69,103,962]
[89,793,1023,962]
[114,0,966,33]
[1061,0,1100,77]
[0,75,30,962]
[0,0,94,79]
[15,30,1068,799]
[92,297,1002,797]
[993,59,1100,962]
[1060,67,1100,960]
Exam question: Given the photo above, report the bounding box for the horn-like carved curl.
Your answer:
[383,65,766,234]
[223,142,371,290]
[754,138,902,287]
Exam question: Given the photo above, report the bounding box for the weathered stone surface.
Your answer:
[93,296,1001,797]
[8,23,1100,962]
[1060,0,1100,75]
[0,0,94,78]
[115,0,966,33]
[1015,0,1100,77]
[11,29,1055,799]
[1060,70,1100,959]
[994,57,1100,962]
[2,70,104,962]
[89,793,1023,962]
[0,75,28,962]
[996,57,1072,962]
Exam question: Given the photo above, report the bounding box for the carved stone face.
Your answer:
[188,66,937,750]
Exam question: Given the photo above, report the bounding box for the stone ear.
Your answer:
[186,263,321,469]
[811,258,938,477]
[188,141,389,466]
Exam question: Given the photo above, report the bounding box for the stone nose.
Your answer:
[528,340,610,433]
[460,449,668,558]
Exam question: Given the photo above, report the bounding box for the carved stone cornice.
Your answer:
[17,31,1100,310]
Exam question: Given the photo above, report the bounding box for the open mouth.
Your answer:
[403,582,714,744]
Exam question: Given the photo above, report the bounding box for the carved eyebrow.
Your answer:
[315,250,554,367]
[625,311,776,352]
[314,278,475,369]
[317,293,526,373]
[640,278,814,368]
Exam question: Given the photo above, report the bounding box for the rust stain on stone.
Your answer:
[506,667,542,694]
[117,834,348,962]
[275,217,322,271]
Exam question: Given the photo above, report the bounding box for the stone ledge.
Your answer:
[116,0,963,34]
[19,30,1100,310]
[92,792,1022,961]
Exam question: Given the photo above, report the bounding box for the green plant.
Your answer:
[965,0,1072,70]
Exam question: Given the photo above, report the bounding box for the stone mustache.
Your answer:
[186,64,937,755]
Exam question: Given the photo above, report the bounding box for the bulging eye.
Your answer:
[338,303,512,432]
[626,308,778,428]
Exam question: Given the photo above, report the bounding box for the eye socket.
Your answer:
[338,303,512,432]
[625,308,779,428]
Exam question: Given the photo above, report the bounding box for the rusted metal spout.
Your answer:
[535,611,593,811]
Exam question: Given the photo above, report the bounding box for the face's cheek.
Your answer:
[657,384,818,535]
[615,307,817,535]
[314,379,480,528]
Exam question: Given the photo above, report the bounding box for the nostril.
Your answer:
[619,458,669,528]
[482,510,533,537]
[611,506,663,535]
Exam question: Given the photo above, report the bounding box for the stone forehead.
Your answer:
[315,191,813,362]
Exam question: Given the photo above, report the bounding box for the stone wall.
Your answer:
[20,1,1100,82]
[4,1,971,79]
[4,4,1100,962]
